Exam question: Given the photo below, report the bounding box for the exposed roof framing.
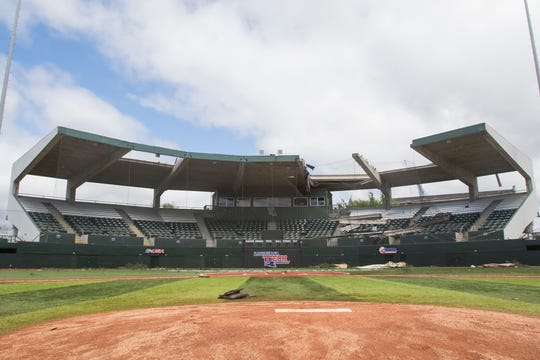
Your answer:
[10,123,534,206]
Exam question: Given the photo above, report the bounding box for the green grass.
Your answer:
[243,277,356,302]
[0,280,106,295]
[346,265,540,276]
[312,276,540,316]
[0,268,203,280]
[0,279,175,316]
[380,277,540,304]
[1,277,247,335]
[0,268,539,336]
[1,266,539,280]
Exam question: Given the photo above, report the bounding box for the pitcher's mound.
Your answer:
[1,302,539,359]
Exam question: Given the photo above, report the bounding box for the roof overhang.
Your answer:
[11,123,534,198]
[411,123,534,192]
[310,123,534,194]
[12,127,309,197]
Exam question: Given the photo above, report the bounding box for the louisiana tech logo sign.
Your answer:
[145,248,165,255]
[378,246,398,255]
[253,251,290,268]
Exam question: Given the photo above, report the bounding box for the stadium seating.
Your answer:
[206,219,267,240]
[64,215,135,237]
[414,212,480,235]
[278,219,337,239]
[27,212,66,233]
[478,209,516,232]
[18,197,66,234]
[134,220,202,239]
[342,194,524,242]
[15,192,525,246]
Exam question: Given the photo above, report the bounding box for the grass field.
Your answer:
[1,266,539,335]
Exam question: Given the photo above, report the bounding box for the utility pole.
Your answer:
[0,0,22,134]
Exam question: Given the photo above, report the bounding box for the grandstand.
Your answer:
[2,123,539,268]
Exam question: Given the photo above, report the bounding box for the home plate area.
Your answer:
[1,301,539,360]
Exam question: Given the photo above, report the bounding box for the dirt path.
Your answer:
[1,302,539,360]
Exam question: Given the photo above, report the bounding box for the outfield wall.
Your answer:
[0,239,539,268]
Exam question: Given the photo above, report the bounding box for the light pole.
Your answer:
[524,0,540,96]
[0,0,22,133]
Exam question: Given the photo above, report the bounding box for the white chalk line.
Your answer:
[275,308,352,313]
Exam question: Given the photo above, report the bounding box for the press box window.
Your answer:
[236,198,251,207]
[218,197,235,207]
[310,197,325,207]
[294,197,308,207]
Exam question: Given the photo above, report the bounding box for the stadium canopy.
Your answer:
[10,123,534,209]
[10,127,310,207]
[310,123,534,207]
[410,123,534,197]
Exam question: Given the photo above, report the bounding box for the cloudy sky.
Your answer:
[0,0,539,222]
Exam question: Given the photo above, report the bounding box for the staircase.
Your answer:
[469,199,503,232]
[267,220,278,231]
[194,213,214,247]
[115,208,151,245]
[43,202,82,243]
[409,206,430,226]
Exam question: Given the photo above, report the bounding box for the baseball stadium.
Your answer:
[1,122,540,359]
[2,122,539,267]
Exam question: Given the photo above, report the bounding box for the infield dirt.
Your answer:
[1,301,539,359]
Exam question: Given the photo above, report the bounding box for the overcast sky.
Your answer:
[0,0,539,219]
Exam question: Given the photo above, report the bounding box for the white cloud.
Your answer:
[12,63,148,140]
[0,59,154,208]
[2,0,540,208]
[51,0,536,168]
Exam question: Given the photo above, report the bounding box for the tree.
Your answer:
[337,192,384,209]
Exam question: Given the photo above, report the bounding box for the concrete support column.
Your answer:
[66,181,76,202]
[468,178,479,201]
[153,190,161,209]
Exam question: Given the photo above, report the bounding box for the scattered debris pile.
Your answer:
[355,261,407,271]
[482,262,517,268]
[218,288,254,300]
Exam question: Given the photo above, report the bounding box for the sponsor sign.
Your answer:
[253,251,290,268]
[145,248,165,255]
[378,246,397,255]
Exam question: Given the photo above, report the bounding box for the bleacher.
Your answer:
[62,215,134,236]
[15,192,527,247]
[206,219,267,240]
[124,206,202,240]
[414,212,479,235]
[28,212,66,233]
[278,219,337,239]
[478,209,516,232]
[18,197,66,234]
[48,200,134,237]
[134,220,202,239]
[342,194,525,241]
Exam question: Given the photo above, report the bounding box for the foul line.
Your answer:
[275,308,352,313]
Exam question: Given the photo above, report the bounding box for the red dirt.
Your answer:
[1,302,539,360]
